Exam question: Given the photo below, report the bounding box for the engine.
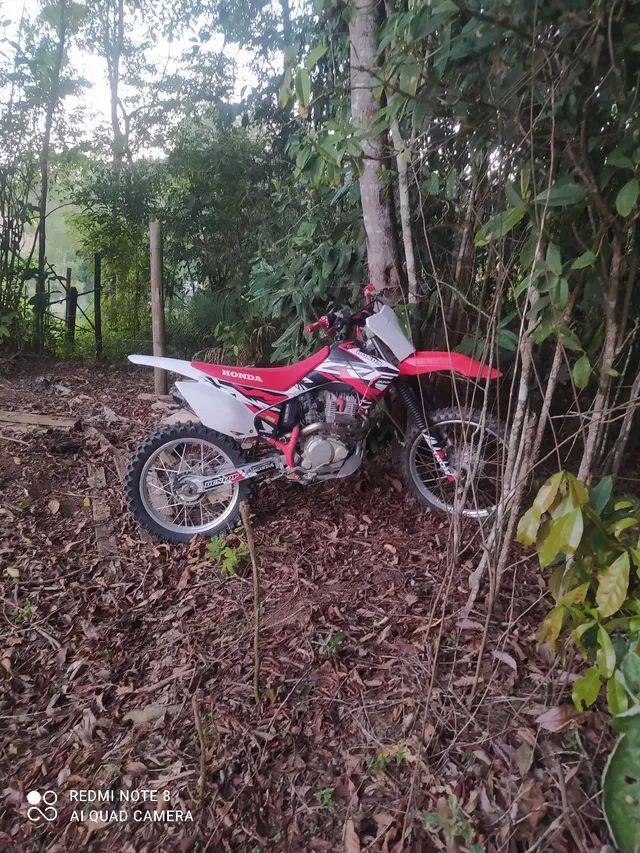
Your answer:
[295,390,368,476]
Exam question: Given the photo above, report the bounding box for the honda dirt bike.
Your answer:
[126,286,504,542]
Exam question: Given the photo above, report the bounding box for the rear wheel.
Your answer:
[401,408,506,518]
[126,421,251,543]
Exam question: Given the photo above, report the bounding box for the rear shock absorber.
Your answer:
[398,379,455,482]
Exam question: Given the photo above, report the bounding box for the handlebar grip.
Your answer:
[305,316,332,333]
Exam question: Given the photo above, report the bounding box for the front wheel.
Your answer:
[401,408,506,519]
[126,421,251,543]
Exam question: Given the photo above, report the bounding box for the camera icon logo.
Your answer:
[26,791,58,822]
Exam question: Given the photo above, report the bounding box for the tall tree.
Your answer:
[34,0,68,353]
[348,0,400,293]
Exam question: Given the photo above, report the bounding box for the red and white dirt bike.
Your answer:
[127,286,504,542]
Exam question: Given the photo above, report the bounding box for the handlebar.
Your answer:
[305,306,371,336]
[305,315,333,334]
[305,285,391,337]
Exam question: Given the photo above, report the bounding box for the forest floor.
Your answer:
[0,355,613,853]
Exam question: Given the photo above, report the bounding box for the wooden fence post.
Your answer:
[150,220,168,395]
[94,254,102,356]
[64,267,77,346]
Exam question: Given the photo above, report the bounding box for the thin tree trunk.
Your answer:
[531,286,580,462]
[578,235,622,481]
[390,122,418,303]
[610,360,640,477]
[280,0,291,46]
[108,0,125,166]
[452,169,479,303]
[349,0,400,293]
[34,0,67,353]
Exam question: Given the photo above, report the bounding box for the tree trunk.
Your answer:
[610,359,640,477]
[34,0,67,353]
[280,0,291,46]
[349,0,400,293]
[390,122,418,303]
[578,235,622,481]
[107,0,126,166]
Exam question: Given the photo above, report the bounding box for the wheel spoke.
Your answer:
[140,434,240,534]
[409,416,504,518]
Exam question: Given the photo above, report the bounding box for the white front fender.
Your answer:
[175,381,257,438]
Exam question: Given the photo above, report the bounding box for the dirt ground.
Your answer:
[0,355,612,852]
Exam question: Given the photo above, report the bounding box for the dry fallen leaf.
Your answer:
[520,780,547,830]
[177,565,190,590]
[492,650,518,672]
[453,675,483,688]
[123,704,167,727]
[535,705,577,732]
[344,818,360,852]
[457,618,484,630]
[516,741,534,776]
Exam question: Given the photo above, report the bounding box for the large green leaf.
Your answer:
[621,651,640,698]
[278,68,292,108]
[535,181,586,207]
[409,6,443,40]
[571,250,597,269]
[399,59,421,96]
[497,327,519,351]
[597,552,630,618]
[590,476,614,515]
[517,505,542,547]
[533,472,564,514]
[602,721,640,851]
[572,665,601,710]
[607,150,635,169]
[305,42,328,70]
[295,68,311,111]
[556,325,583,351]
[546,242,562,275]
[606,671,629,715]
[558,581,590,607]
[538,508,584,567]
[421,173,439,195]
[474,207,526,246]
[597,626,616,678]
[539,604,565,647]
[551,276,569,309]
[616,178,639,217]
[572,354,591,389]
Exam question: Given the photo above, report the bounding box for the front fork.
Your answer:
[397,379,456,482]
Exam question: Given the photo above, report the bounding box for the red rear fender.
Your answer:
[398,351,501,380]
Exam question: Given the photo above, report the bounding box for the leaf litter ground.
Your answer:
[0,357,613,852]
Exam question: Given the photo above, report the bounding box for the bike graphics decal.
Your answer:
[202,471,244,490]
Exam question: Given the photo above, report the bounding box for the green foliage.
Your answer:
[602,707,640,851]
[517,472,640,717]
[616,178,639,217]
[422,796,482,850]
[319,631,346,654]
[474,207,526,247]
[366,744,406,774]
[248,182,366,362]
[206,535,249,577]
[11,599,33,623]
[313,788,335,813]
